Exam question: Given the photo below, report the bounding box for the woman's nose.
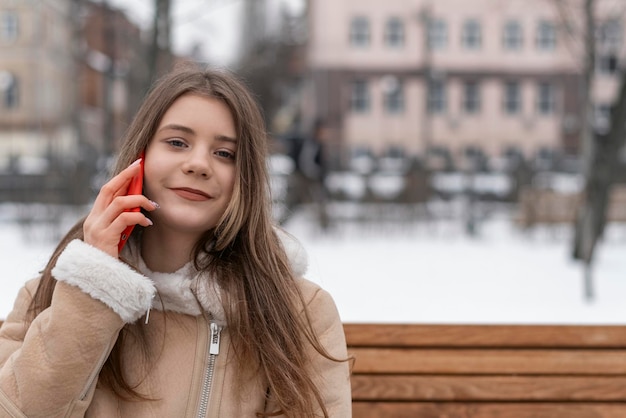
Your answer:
[182,152,212,178]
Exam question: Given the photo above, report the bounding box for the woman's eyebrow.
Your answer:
[158,124,237,144]
[158,123,195,135]
[216,135,238,145]
[157,123,238,145]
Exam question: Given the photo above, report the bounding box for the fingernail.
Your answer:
[150,200,160,209]
[146,218,153,226]
[130,158,142,167]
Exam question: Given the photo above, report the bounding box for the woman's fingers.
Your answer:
[98,194,158,224]
[84,210,155,257]
[91,158,143,214]
[84,158,159,257]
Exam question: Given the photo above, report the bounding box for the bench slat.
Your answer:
[349,348,626,374]
[352,402,626,418]
[344,324,626,348]
[352,375,626,401]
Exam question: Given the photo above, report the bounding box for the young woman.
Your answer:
[0,65,351,417]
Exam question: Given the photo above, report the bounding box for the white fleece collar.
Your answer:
[135,256,225,320]
[124,228,308,321]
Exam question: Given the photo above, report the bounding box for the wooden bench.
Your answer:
[4,320,626,416]
[345,323,626,418]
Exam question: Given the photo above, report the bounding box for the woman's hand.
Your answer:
[84,159,158,258]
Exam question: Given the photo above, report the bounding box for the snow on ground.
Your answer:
[1,223,56,318]
[283,208,626,325]
[1,204,626,324]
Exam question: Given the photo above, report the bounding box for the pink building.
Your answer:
[303,0,624,168]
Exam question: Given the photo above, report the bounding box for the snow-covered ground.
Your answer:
[282,208,626,324]
[2,203,626,324]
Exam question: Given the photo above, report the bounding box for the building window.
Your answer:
[503,20,523,50]
[593,103,611,134]
[536,82,555,115]
[384,17,404,47]
[462,19,482,50]
[1,11,18,43]
[536,20,556,50]
[382,77,404,114]
[351,80,370,113]
[597,19,622,49]
[0,72,18,109]
[597,19,621,76]
[350,16,370,47]
[503,81,521,114]
[427,79,446,114]
[463,81,481,114]
[427,18,447,50]
[597,53,619,75]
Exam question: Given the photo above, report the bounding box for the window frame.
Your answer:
[463,80,481,114]
[0,11,18,43]
[597,18,622,50]
[536,20,556,51]
[383,78,405,114]
[597,53,619,75]
[503,81,521,115]
[462,19,482,50]
[350,79,370,113]
[0,72,19,109]
[350,16,371,48]
[427,18,448,50]
[593,103,611,134]
[384,16,405,48]
[536,81,556,115]
[503,20,523,50]
[427,79,447,114]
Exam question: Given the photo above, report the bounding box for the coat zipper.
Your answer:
[78,339,114,401]
[197,321,222,418]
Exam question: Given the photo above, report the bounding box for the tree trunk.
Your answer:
[572,0,596,263]
[147,0,172,90]
[572,60,626,300]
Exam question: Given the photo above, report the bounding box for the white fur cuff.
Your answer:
[51,239,156,323]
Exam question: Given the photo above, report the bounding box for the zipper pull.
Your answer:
[209,322,222,355]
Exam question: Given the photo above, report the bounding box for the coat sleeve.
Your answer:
[300,280,353,418]
[0,239,156,418]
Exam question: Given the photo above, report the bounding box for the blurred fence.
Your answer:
[515,185,626,228]
[270,150,626,236]
[0,165,94,241]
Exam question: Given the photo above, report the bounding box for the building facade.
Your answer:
[0,0,147,175]
[0,0,74,172]
[80,1,147,157]
[304,0,625,168]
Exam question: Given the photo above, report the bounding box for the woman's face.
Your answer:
[143,93,238,236]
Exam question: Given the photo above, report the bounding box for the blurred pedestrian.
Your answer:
[286,119,332,230]
[0,64,351,417]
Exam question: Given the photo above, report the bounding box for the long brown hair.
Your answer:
[29,63,339,417]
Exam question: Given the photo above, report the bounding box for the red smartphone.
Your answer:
[118,153,145,252]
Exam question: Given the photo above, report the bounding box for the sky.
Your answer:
[105,0,305,66]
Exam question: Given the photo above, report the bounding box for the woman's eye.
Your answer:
[167,139,186,148]
[215,150,235,160]
[216,150,235,160]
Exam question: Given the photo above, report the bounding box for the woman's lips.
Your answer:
[171,187,211,201]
